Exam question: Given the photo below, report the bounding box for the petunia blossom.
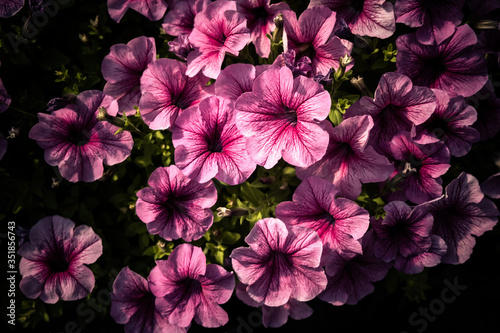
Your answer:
[296,115,393,200]
[107,0,168,23]
[0,63,11,113]
[230,218,327,307]
[396,24,488,98]
[186,0,250,79]
[394,0,465,45]
[172,96,256,185]
[275,176,370,262]
[345,72,436,153]
[235,65,331,169]
[102,36,156,116]
[162,0,210,36]
[168,34,193,61]
[308,0,396,39]
[481,172,500,199]
[466,80,500,141]
[420,172,499,264]
[416,89,479,157]
[136,165,217,242]
[272,49,313,78]
[0,0,24,18]
[149,243,235,328]
[236,0,290,58]
[139,58,208,130]
[18,215,102,304]
[282,6,351,76]
[29,90,134,183]
[213,63,271,101]
[319,231,392,306]
[235,282,313,328]
[111,267,186,333]
[394,235,447,274]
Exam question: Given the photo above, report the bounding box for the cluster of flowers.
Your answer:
[7,0,500,331]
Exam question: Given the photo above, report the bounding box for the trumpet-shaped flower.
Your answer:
[107,0,168,22]
[394,235,447,274]
[135,165,217,242]
[213,63,271,101]
[162,0,210,36]
[18,216,102,304]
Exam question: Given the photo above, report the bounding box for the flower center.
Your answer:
[352,0,365,12]
[282,106,298,126]
[46,250,70,273]
[295,43,316,61]
[424,57,447,83]
[70,128,90,146]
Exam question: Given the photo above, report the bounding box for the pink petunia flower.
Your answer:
[416,89,479,157]
[275,176,370,262]
[111,267,186,333]
[149,244,235,328]
[0,0,24,18]
[282,6,351,76]
[345,72,436,154]
[396,24,488,98]
[236,0,290,58]
[186,0,250,79]
[308,0,396,39]
[18,215,102,304]
[136,165,217,242]
[171,95,256,185]
[139,58,208,130]
[420,172,499,264]
[168,34,193,61]
[230,218,327,307]
[296,115,393,200]
[235,65,331,169]
[394,235,447,274]
[319,231,392,306]
[107,0,168,23]
[102,36,156,116]
[29,90,134,183]
[394,0,465,45]
[235,283,313,328]
[162,0,210,36]
[214,63,271,101]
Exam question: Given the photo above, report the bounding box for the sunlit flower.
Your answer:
[213,63,271,101]
[162,0,210,36]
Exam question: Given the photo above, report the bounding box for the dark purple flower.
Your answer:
[107,0,168,23]
[213,63,271,101]
[0,0,24,18]
[272,49,313,78]
[162,0,210,36]
[102,36,156,116]
[168,34,193,61]
[416,89,479,157]
[29,90,134,183]
[394,235,447,274]
[136,165,217,242]
[396,24,489,97]
[149,244,235,328]
[467,0,500,17]
[0,66,11,113]
[46,94,77,113]
[139,58,208,130]
[481,172,500,199]
[309,0,396,39]
[235,65,331,168]
[466,80,500,141]
[319,231,391,306]
[230,218,327,307]
[0,132,6,161]
[275,176,370,262]
[395,0,465,45]
[296,115,393,200]
[18,216,102,303]
[111,267,185,333]
[421,172,499,264]
[345,72,436,152]
[282,6,351,76]
[236,0,290,58]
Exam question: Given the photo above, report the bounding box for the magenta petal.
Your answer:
[394,235,448,274]
[0,0,24,18]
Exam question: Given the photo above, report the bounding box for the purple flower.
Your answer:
[387,129,450,204]
[186,0,250,79]
[282,6,351,76]
[18,216,102,304]
[416,89,479,157]
[0,0,24,18]
[296,115,393,200]
[136,165,217,242]
[46,94,77,113]
[235,65,331,169]
[236,0,290,58]
[172,96,256,185]
[466,80,500,141]
[0,66,11,113]
[213,63,271,101]
[168,34,193,61]
[319,231,391,306]
[467,0,500,17]
[230,218,327,307]
[139,58,208,130]
[272,49,313,78]
[345,72,436,152]
[111,267,185,333]
[235,283,313,328]
[371,201,433,262]
[102,36,156,116]
[481,172,500,199]
[162,0,210,36]
[309,0,396,39]
[275,176,370,262]
[394,235,447,274]
[396,24,489,97]
[421,172,499,264]
[149,244,235,328]
[29,90,134,183]
[0,132,6,161]
[395,0,465,45]
[107,0,168,23]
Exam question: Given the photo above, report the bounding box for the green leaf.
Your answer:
[329,108,343,126]
[221,231,241,245]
